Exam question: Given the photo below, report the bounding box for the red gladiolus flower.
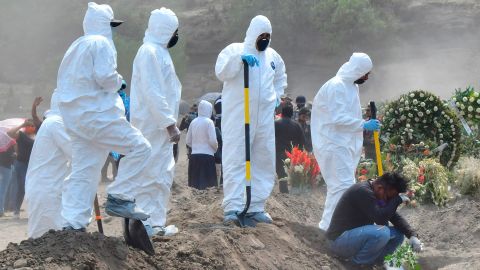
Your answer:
[360,168,368,175]
[418,175,425,184]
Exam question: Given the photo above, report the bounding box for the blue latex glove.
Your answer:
[363,119,381,131]
[241,54,259,67]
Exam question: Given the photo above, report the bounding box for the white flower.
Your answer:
[408,113,413,118]
[453,97,457,101]
[389,124,394,128]
[405,101,409,106]
[434,106,438,112]
[449,119,453,123]
[422,120,427,123]
[405,106,410,111]
[418,112,424,117]
[389,108,394,113]
[476,108,480,113]
[456,102,460,107]
[477,99,480,104]
[463,97,468,102]
[441,111,445,115]
[461,111,465,115]
[468,106,474,112]
[415,117,419,122]
[474,92,479,98]
[420,102,425,107]
[419,141,425,146]
[451,125,454,128]
[409,129,414,132]
[440,140,444,144]
[426,110,431,114]
[406,124,411,128]
[401,140,405,144]
[429,96,434,101]
[401,115,407,120]
[469,114,473,118]
[406,119,411,123]
[439,134,443,138]
[399,108,404,112]
[413,99,419,105]
[294,165,303,173]
[400,98,404,102]
[470,97,475,103]
[420,93,425,98]
[410,93,415,98]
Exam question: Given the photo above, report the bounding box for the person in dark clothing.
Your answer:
[293,95,306,121]
[297,107,312,152]
[274,103,306,179]
[363,104,375,160]
[214,96,222,130]
[6,119,36,218]
[326,172,423,266]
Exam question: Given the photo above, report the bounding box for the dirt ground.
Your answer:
[1,143,480,269]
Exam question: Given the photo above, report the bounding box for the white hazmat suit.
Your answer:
[311,52,373,231]
[126,8,181,228]
[57,2,151,229]
[25,92,72,238]
[216,15,287,214]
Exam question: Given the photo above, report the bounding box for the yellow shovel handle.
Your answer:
[373,130,383,176]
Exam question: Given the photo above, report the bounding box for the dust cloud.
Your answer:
[1,0,480,117]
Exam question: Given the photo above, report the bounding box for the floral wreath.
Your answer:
[382,90,462,168]
[451,86,480,129]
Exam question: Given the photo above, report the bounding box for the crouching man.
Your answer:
[326,172,423,266]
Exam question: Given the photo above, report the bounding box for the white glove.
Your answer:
[409,236,423,252]
[399,194,410,204]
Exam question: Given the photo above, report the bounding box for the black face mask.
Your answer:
[167,34,179,48]
[354,78,366,85]
[256,38,270,51]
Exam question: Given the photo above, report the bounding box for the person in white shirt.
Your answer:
[186,100,218,190]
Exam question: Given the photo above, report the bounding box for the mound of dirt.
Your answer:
[0,230,153,270]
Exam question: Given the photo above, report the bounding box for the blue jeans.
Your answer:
[11,160,28,215]
[328,225,404,265]
[0,165,13,214]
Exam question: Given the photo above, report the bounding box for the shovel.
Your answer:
[236,60,256,228]
[123,218,155,255]
[369,101,383,176]
[93,194,104,234]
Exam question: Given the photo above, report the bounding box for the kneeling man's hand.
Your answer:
[409,236,423,252]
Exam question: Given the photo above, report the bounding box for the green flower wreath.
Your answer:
[382,90,462,168]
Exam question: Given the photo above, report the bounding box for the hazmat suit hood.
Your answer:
[197,100,213,118]
[336,53,373,83]
[244,15,272,52]
[143,8,179,47]
[83,2,114,40]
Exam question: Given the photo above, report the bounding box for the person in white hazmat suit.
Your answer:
[25,92,72,238]
[56,2,151,230]
[215,15,287,223]
[127,8,182,236]
[311,52,380,231]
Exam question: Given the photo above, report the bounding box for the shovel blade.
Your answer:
[123,218,155,255]
[236,213,257,228]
